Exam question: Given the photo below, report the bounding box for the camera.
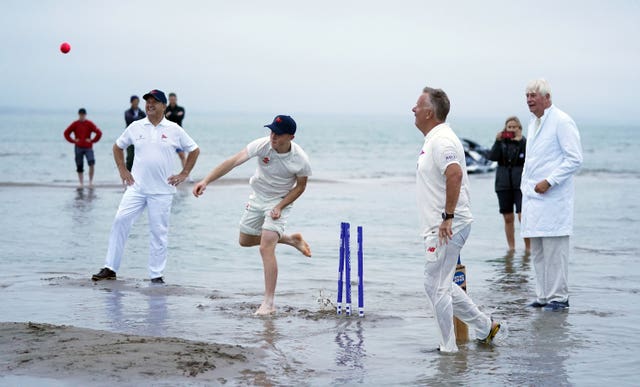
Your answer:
[501,130,515,140]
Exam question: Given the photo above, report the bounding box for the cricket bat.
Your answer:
[453,256,469,343]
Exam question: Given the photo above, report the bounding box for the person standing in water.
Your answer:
[521,78,583,311]
[193,115,312,316]
[92,89,200,284]
[413,86,501,353]
[63,108,102,187]
[488,116,530,253]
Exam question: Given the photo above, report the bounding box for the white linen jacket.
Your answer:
[521,105,583,237]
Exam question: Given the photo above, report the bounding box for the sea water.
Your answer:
[0,109,639,385]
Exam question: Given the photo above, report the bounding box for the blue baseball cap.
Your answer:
[264,115,296,135]
[143,89,167,104]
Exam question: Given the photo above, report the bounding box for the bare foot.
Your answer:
[254,302,276,316]
[291,233,312,257]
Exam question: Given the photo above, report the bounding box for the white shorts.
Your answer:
[239,193,291,237]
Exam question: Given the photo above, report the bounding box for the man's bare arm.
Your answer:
[439,163,462,243]
[168,148,200,186]
[113,144,134,186]
[193,149,250,197]
[270,176,308,219]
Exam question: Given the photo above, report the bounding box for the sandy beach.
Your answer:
[1,321,261,385]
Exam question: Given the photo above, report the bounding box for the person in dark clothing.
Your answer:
[165,92,191,180]
[124,95,147,171]
[165,92,185,126]
[488,116,530,253]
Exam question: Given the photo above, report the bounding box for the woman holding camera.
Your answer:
[488,116,530,253]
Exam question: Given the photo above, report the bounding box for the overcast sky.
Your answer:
[1,0,638,121]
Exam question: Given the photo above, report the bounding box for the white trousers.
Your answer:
[104,188,174,279]
[423,225,491,353]
[531,236,570,304]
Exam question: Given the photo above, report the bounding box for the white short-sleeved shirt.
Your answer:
[246,136,311,199]
[116,117,199,194]
[416,123,473,238]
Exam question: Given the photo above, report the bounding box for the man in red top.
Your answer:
[63,108,103,187]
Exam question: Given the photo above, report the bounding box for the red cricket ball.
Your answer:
[60,42,71,54]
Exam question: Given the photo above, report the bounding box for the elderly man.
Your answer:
[413,86,500,353]
[522,79,583,311]
[92,89,200,284]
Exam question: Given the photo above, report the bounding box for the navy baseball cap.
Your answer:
[130,95,139,102]
[264,115,296,135]
[143,89,167,104]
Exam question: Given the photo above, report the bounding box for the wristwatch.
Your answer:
[442,212,454,220]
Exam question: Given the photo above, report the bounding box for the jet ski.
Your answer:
[461,138,497,174]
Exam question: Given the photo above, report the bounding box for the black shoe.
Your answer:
[527,301,547,308]
[92,268,116,281]
[150,277,164,284]
[543,300,569,311]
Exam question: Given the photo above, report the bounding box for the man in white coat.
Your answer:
[521,79,583,311]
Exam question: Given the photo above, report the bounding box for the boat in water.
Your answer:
[462,138,497,174]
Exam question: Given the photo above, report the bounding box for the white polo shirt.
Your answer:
[116,117,198,195]
[246,136,311,199]
[416,123,473,238]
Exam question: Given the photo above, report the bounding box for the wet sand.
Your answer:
[0,321,257,385]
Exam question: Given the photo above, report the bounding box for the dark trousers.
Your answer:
[126,145,135,171]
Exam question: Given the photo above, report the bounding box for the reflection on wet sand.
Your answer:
[502,250,531,275]
[258,318,278,350]
[146,290,168,337]
[246,319,279,386]
[334,319,366,383]
[473,250,572,385]
[488,250,534,308]
[100,281,169,337]
[510,311,571,385]
[104,287,126,332]
[419,347,472,385]
[70,187,97,226]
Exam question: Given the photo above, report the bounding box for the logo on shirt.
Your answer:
[262,157,270,164]
[427,246,436,253]
[443,151,458,162]
[161,134,168,139]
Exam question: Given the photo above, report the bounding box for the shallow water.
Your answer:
[1,111,639,384]
[1,170,639,385]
